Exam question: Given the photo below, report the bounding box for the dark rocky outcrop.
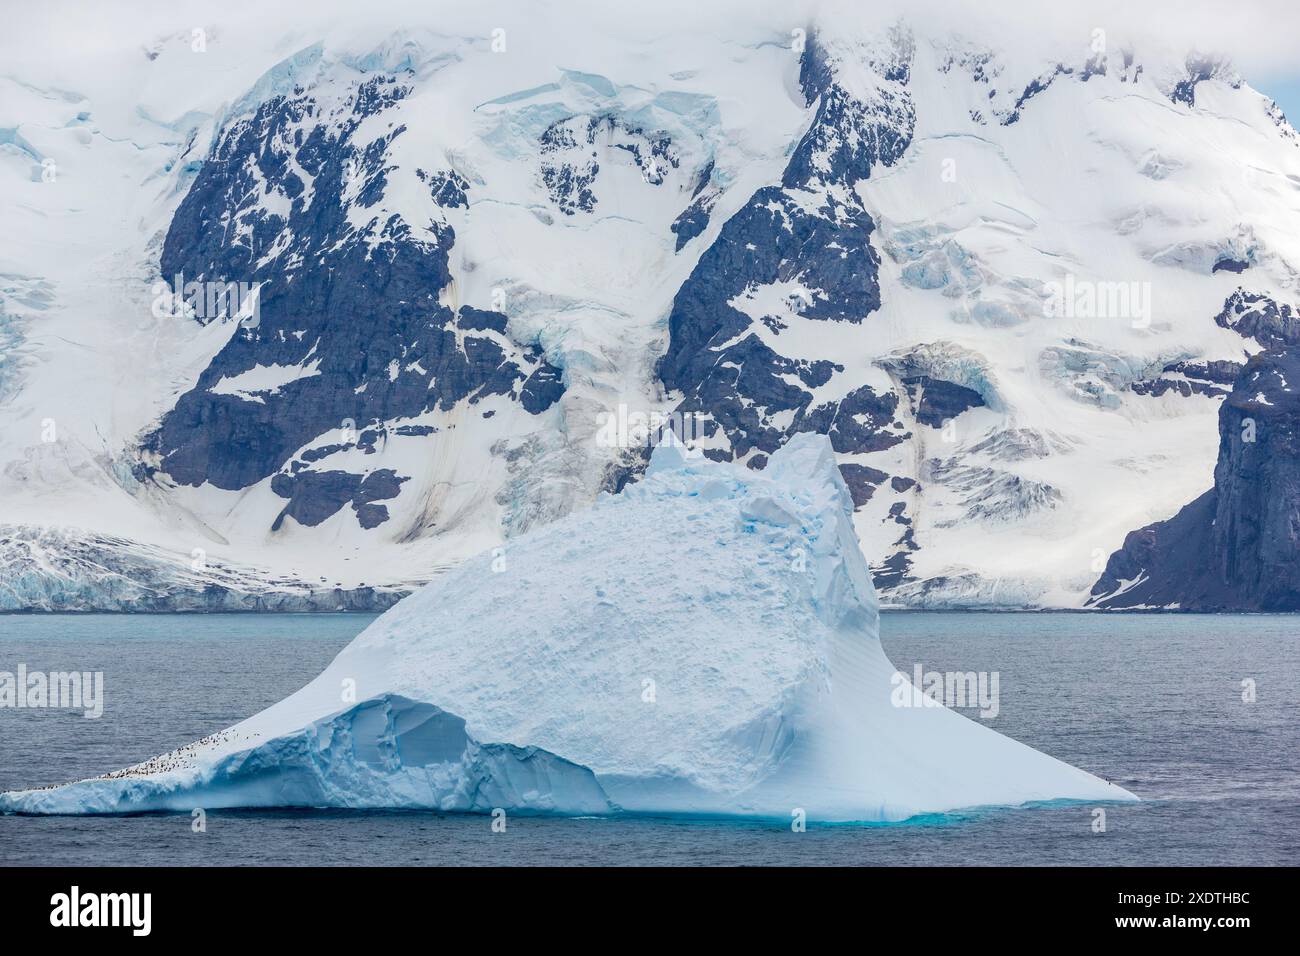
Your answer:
[670,159,717,251]
[1214,288,1300,350]
[539,113,679,215]
[1169,55,1237,108]
[838,463,889,507]
[1090,348,1300,609]
[656,29,915,465]
[1212,257,1249,274]
[902,375,985,426]
[1131,359,1241,398]
[270,468,408,531]
[143,74,563,531]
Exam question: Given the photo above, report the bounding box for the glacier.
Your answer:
[0,434,1134,821]
[0,524,407,612]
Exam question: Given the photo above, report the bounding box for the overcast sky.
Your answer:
[4,0,1298,117]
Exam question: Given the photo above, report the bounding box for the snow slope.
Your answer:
[2,1,1299,608]
[0,435,1134,820]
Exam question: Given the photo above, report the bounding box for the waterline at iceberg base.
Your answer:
[0,435,1135,821]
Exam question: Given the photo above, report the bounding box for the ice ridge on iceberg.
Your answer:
[0,434,1136,820]
[3,695,611,816]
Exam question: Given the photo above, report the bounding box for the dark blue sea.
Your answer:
[1,612,1295,866]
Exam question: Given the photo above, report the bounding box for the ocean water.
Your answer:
[0,611,1296,866]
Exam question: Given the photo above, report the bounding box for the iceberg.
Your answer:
[0,435,1135,820]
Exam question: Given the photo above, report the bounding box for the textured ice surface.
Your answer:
[0,525,406,612]
[4,694,611,815]
[0,435,1135,820]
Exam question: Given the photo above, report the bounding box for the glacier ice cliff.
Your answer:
[0,525,407,612]
[1,434,1134,821]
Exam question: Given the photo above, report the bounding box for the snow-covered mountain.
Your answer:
[3,1,1300,610]
[1090,344,1300,610]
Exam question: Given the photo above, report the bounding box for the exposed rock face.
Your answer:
[902,375,986,427]
[143,75,563,528]
[1170,55,1241,109]
[656,30,916,462]
[1214,288,1300,349]
[1131,359,1241,398]
[1090,348,1300,610]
